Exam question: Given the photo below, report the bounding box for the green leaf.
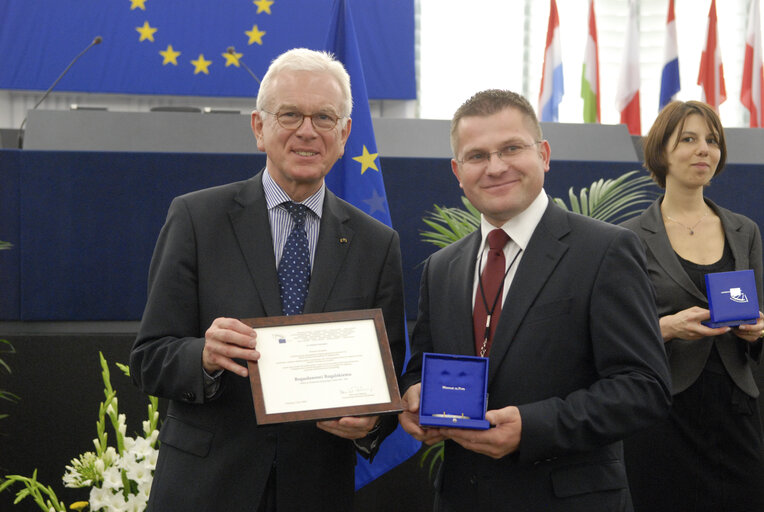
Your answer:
[579,188,589,217]
[0,478,15,493]
[552,197,568,211]
[0,390,20,403]
[420,200,480,248]
[553,170,659,224]
[115,361,131,377]
[0,339,16,375]
[568,188,581,214]
[417,440,445,482]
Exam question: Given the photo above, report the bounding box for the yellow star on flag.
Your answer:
[160,45,181,66]
[222,50,243,67]
[253,0,274,14]
[130,0,147,10]
[245,25,266,45]
[136,21,157,42]
[352,145,379,174]
[191,54,212,75]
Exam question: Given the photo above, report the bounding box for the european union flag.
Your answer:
[0,0,414,99]
[322,0,421,490]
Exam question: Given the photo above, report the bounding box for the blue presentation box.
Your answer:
[419,352,490,430]
[702,269,760,328]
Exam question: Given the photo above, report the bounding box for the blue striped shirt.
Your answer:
[262,169,323,269]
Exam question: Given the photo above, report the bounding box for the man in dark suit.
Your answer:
[398,89,672,511]
[130,48,405,512]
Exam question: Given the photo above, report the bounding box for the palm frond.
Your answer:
[554,170,658,223]
[420,199,480,248]
[418,440,444,482]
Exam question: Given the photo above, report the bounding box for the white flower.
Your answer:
[101,465,124,491]
[145,448,158,469]
[118,413,127,436]
[89,486,111,511]
[94,457,105,475]
[123,458,153,487]
[127,436,155,460]
[124,491,149,512]
[103,446,119,467]
[105,490,129,512]
[58,358,160,512]
[63,452,101,488]
[107,398,118,416]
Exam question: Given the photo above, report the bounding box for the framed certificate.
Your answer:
[243,309,403,425]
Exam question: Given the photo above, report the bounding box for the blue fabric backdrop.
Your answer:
[2,150,761,323]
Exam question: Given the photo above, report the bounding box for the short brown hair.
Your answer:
[450,89,542,157]
[642,100,726,188]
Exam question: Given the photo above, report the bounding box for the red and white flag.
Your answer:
[697,0,726,112]
[741,0,764,126]
[616,0,640,135]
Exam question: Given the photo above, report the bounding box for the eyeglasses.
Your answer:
[456,141,543,167]
[261,109,343,131]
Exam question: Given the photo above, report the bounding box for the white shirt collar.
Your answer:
[478,190,548,251]
[262,168,325,218]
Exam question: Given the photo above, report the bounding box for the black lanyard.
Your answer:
[476,245,522,356]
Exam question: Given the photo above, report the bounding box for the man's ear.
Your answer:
[251,110,265,152]
[451,159,464,190]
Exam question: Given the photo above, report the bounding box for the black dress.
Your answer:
[625,242,764,512]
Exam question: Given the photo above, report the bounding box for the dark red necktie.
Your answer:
[473,229,510,357]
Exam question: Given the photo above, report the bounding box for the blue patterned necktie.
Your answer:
[278,202,311,316]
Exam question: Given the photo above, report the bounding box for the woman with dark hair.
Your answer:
[622,100,764,511]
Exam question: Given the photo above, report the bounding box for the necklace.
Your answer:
[664,210,710,235]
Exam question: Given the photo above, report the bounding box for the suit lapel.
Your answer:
[640,198,707,303]
[444,232,482,356]
[487,203,569,385]
[303,192,353,313]
[711,199,748,270]
[228,171,282,317]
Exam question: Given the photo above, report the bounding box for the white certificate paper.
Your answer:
[244,309,402,424]
[257,318,390,414]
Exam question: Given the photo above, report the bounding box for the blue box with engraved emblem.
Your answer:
[702,270,760,328]
[419,353,490,430]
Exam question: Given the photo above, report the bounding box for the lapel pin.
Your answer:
[339,237,348,244]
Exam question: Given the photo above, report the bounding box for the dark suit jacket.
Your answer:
[401,200,671,512]
[130,171,406,512]
[621,197,763,397]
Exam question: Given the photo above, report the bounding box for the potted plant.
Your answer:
[0,353,159,512]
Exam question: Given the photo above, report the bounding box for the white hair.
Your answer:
[256,48,352,120]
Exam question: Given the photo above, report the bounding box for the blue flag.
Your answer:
[323,0,421,490]
[0,0,414,100]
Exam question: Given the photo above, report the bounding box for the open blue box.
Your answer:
[702,269,760,328]
[419,352,490,430]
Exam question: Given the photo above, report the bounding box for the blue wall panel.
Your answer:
[1,150,761,321]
